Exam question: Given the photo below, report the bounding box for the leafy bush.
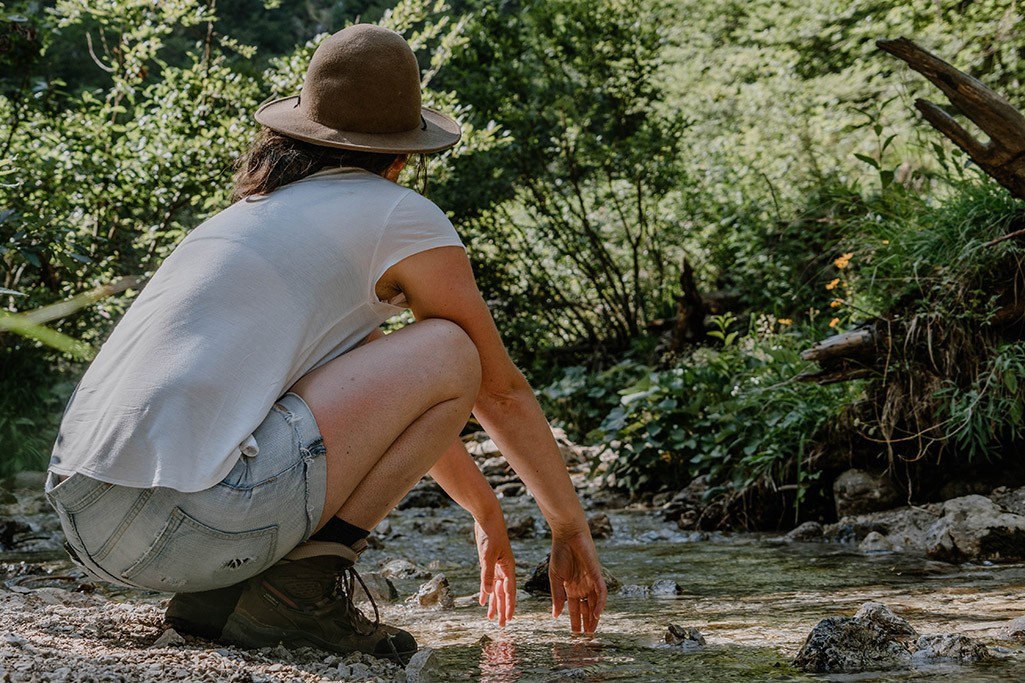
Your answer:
[543,315,855,497]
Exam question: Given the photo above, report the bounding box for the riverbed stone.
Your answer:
[524,554,621,596]
[354,571,398,604]
[405,647,441,683]
[411,574,454,610]
[859,531,895,553]
[924,495,1025,562]
[793,617,912,673]
[380,558,431,580]
[824,504,940,550]
[651,579,682,597]
[505,514,537,539]
[588,513,613,539]
[854,602,917,641]
[786,521,824,542]
[1000,616,1025,640]
[991,486,1025,516]
[664,624,705,648]
[398,487,452,510]
[833,469,901,518]
[911,634,990,664]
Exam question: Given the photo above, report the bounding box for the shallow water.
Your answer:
[368,502,1025,682]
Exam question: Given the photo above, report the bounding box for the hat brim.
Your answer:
[255,96,461,154]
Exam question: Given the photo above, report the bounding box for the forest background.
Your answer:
[2,0,1024,529]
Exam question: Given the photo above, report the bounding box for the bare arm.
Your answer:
[428,439,516,626]
[380,246,607,632]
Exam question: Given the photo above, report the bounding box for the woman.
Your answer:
[45,24,606,663]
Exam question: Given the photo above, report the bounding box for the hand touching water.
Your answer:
[474,517,517,626]
[549,529,607,634]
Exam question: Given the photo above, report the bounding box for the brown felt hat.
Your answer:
[255,24,460,154]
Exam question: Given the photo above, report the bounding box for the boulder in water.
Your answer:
[911,634,990,665]
[793,617,912,673]
[924,495,1025,562]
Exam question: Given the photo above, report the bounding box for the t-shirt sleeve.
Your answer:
[370,190,465,290]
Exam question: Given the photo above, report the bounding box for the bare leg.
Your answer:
[289,319,481,531]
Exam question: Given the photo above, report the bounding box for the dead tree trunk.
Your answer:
[877,37,1025,200]
[670,256,707,352]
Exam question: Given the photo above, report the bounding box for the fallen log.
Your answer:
[877,37,1025,201]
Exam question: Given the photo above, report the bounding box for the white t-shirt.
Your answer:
[49,167,464,492]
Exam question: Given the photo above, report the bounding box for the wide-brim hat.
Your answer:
[255,24,461,154]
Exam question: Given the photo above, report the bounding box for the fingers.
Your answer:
[551,574,568,619]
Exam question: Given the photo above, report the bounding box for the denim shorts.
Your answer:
[45,393,327,593]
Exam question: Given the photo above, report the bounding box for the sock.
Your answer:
[310,516,370,548]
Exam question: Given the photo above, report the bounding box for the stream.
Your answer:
[3,484,1025,682]
[367,498,1025,682]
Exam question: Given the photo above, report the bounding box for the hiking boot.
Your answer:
[165,582,246,640]
[219,540,417,663]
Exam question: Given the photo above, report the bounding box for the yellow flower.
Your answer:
[778,318,792,326]
[825,278,840,291]
[834,252,854,269]
[829,317,840,328]
[830,299,843,308]
[881,240,890,245]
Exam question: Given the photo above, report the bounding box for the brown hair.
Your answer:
[231,128,401,201]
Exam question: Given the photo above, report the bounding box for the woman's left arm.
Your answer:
[380,245,607,633]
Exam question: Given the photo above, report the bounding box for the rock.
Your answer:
[663,476,709,527]
[859,531,895,553]
[854,602,917,641]
[664,624,705,648]
[833,469,901,518]
[991,486,1025,516]
[405,648,441,683]
[523,554,621,596]
[823,504,941,550]
[480,456,510,477]
[793,617,912,673]
[397,487,451,510]
[911,634,990,664]
[0,518,32,550]
[650,579,682,597]
[494,482,525,498]
[924,495,1025,562]
[587,513,613,539]
[354,572,398,604]
[618,584,649,597]
[786,521,824,542]
[411,574,454,610]
[374,519,392,536]
[380,559,431,580]
[0,487,17,505]
[505,514,536,539]
[1001,616,1025,640]
[150,628,186,648]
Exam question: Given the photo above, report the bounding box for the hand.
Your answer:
[474,517,517,626]
[549,529,607,634]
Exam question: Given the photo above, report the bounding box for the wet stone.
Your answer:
[1001,616,1025,640]
[495,482,524,498]
[650,579,683,597]
[380,559,431,580]
[786,521,824,542]
[587,513,614,539]
[854,602,917,641]
[793,617,912,673]
[664,624,706,648]
[619,584,650,597]
[911,634,990,664]
[859,531,895,553]
[505,514,536,539]
[411,574,454,610]
[354,571,398,604]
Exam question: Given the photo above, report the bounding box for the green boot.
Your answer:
[219,540,417,663]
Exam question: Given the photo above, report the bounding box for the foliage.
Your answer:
[0,0,480,467]
[542,315,854,497]
[438,0,689,355]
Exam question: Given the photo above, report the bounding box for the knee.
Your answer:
[417,319,482,397]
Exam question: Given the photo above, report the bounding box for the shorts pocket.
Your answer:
[121,507,278,593]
